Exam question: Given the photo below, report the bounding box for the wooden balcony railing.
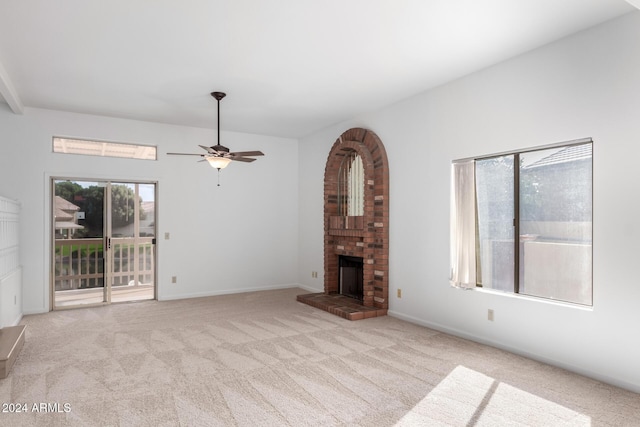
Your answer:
[54,237,154,291]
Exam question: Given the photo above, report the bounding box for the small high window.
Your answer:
[53,137,157,160]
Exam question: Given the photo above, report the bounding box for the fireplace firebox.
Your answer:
[339,256,363,300]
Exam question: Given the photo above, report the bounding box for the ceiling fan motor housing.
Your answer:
[211,144,230,154]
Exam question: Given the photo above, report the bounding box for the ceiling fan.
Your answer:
[167,92,264,185]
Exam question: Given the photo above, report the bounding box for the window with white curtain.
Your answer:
[450,139,593,306]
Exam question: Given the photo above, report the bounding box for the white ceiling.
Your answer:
[0,0,634,138]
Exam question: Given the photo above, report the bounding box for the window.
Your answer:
[450,139,592,305]
[338,150,364,217]
[53,137,157,160]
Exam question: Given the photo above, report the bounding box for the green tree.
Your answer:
[55,182,146,237]
[110,184,146,228]
[80,185,105,236]
[55,181,83,202]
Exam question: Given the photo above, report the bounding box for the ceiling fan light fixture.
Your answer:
[206,156,232,169]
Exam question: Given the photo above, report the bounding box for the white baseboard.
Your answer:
[23,308,48,316]
[295,284,322,293]
[158,283,310,301]
[388,310,640,394]
[10,313,23,327]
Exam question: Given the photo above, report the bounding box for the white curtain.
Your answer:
[450,160,477,289]
[348,155,364,216]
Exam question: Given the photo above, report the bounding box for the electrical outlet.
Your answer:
[397,288,402,298]
[171,276,177,284]
[488,309,494,321]
[165,232,170,240]
[311,271,318,278]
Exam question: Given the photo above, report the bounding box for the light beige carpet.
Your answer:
[1,288,639,426]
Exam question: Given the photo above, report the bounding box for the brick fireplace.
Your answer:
[298,127,389,320]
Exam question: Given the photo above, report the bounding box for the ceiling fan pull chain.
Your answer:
[217,168,221,186]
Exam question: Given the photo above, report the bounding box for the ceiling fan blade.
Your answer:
[231,157,257,163]
[229,151,264,157]
[167,152,204,156]
[198,145,220,154]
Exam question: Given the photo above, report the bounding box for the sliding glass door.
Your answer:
[108,182,156,303]
[52,179,156,309]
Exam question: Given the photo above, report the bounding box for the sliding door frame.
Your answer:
[49,176,158,310]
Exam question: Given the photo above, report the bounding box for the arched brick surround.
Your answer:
[324,128,389,311]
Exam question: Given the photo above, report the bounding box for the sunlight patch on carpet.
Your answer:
[395,365,591,426]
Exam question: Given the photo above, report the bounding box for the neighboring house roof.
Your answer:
[524,144,592,169]
[55,207,73,222]
[55,221,84,230]
[55,195,80,212]
[141,201,154,213]
[54,196,84,231]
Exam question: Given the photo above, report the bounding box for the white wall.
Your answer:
[0,107,299,312]
[298,12,640,392]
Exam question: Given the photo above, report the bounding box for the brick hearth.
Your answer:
[297,293,387,321]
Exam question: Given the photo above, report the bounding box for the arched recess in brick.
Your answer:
[324,127,389,311]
